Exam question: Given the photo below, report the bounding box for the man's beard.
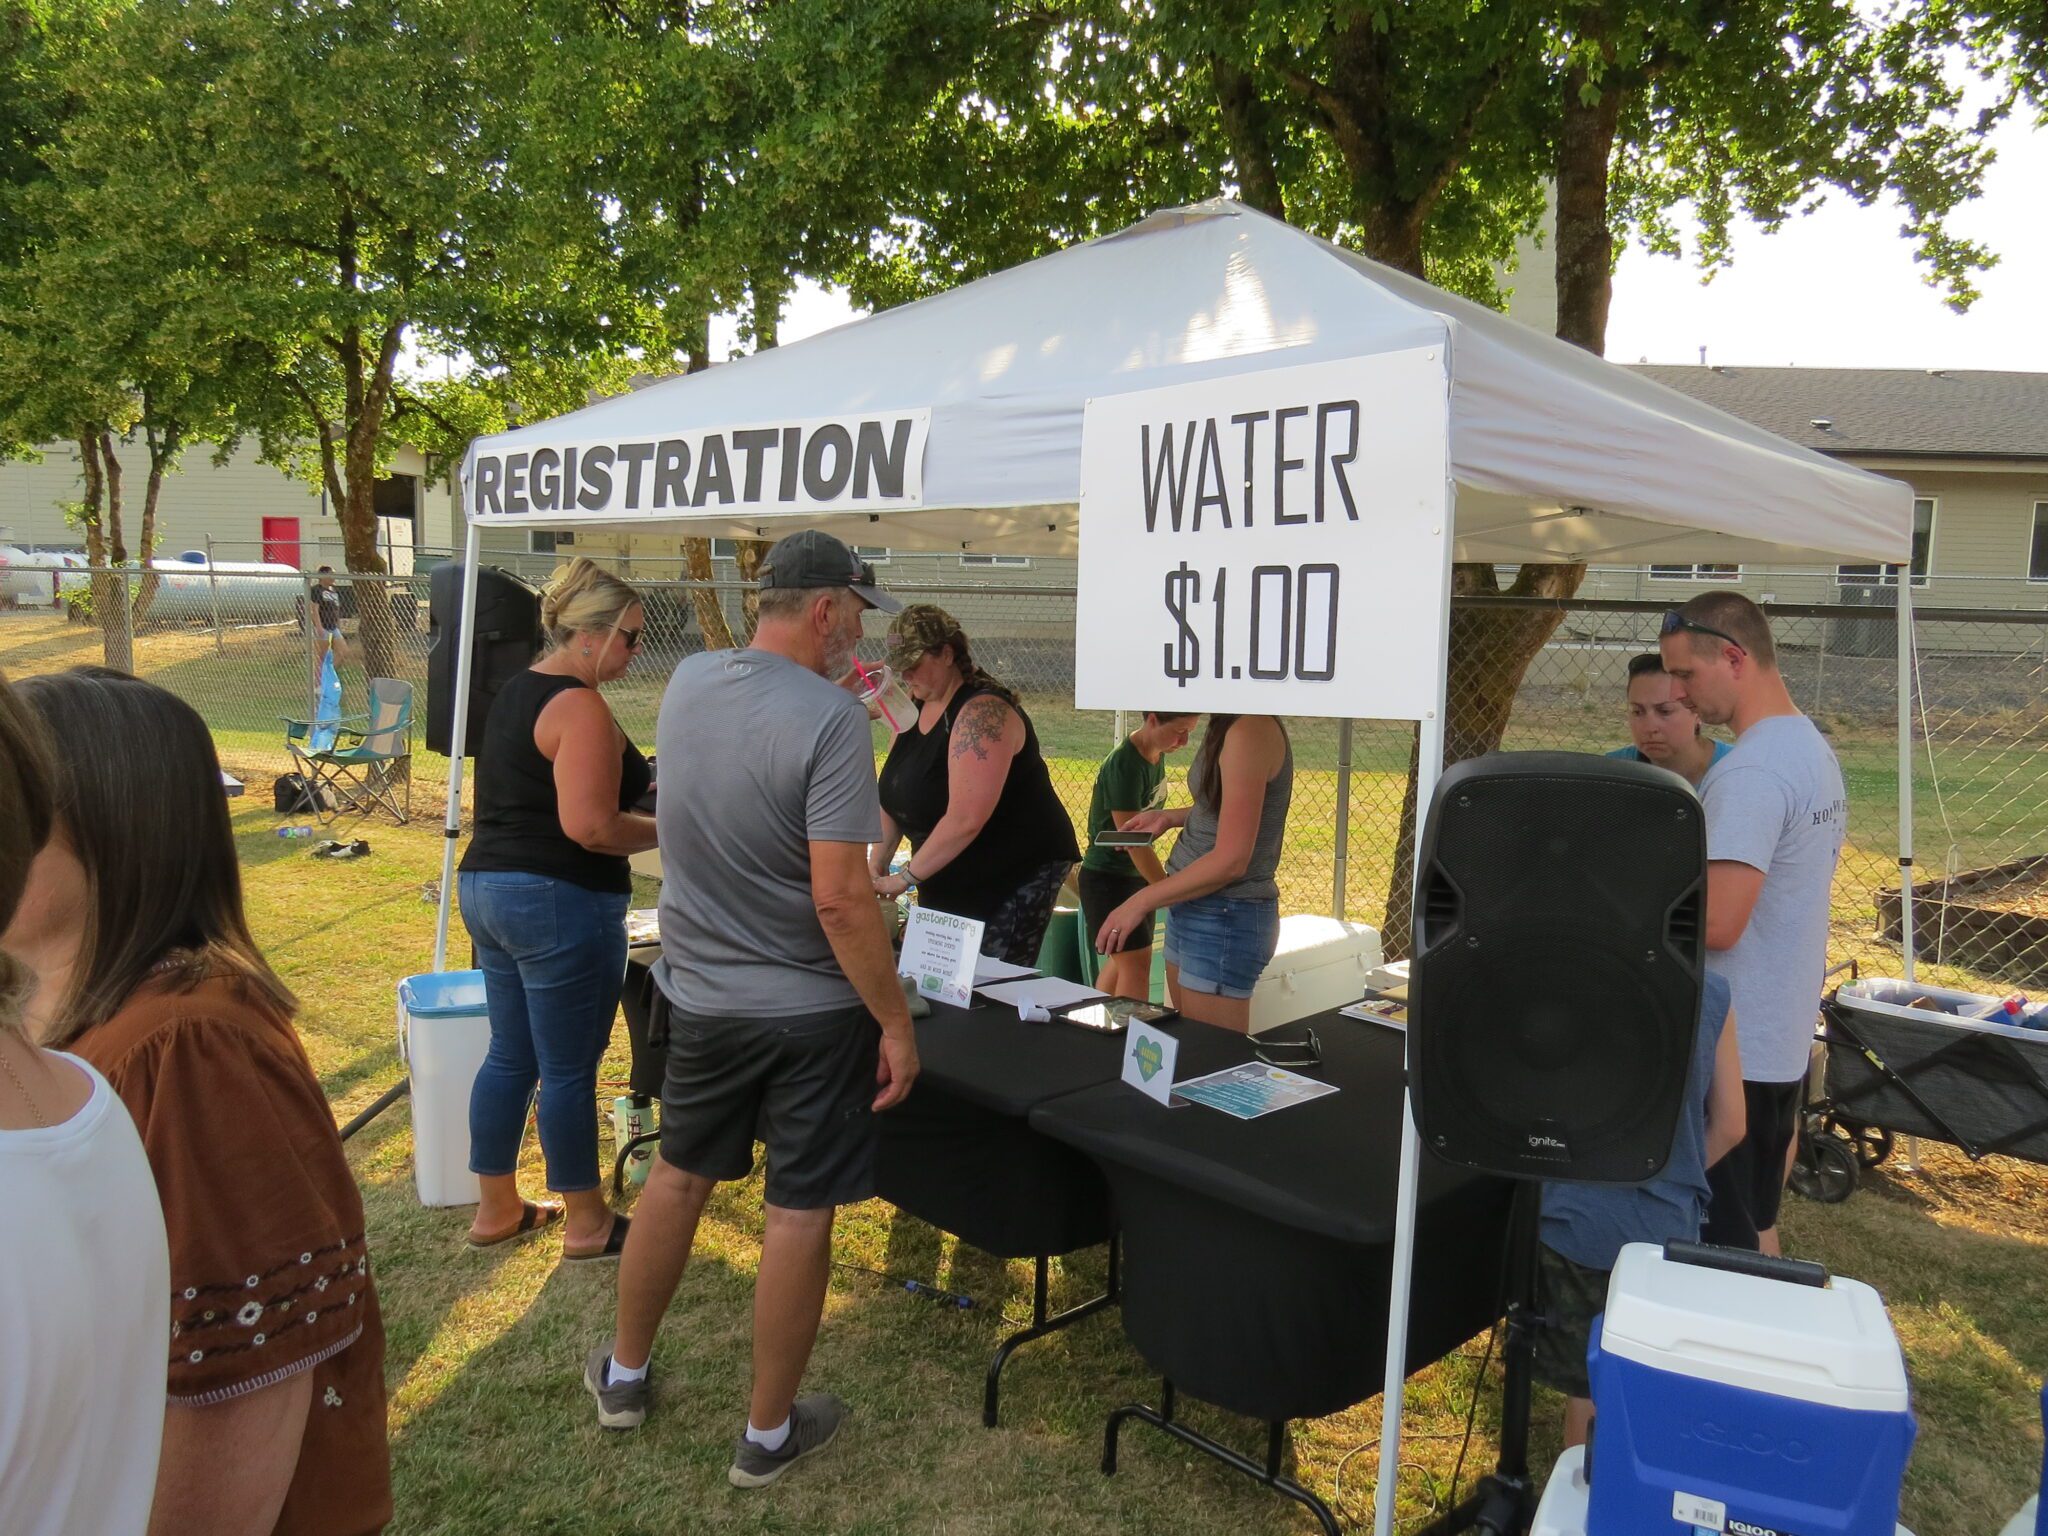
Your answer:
[821,625,856,682]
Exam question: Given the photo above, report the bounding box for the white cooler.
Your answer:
[397,970,493,1208]
[1248,915,1383,1035]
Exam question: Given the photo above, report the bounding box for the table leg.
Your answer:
[983,1238,1122,1428]
[1097,1384,1339,1536]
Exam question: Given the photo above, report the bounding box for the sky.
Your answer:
[712,111,2048,375]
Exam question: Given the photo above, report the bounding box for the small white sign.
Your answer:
[1673,1491,1727,1532]
[897,906,984,1009]
[1121,1025,1180,1105]
[1075,349,1450,720]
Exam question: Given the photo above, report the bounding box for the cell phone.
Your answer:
[1091,829,1156,848]
[1053,997,1178,1033]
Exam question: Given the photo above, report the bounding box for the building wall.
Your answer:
[1,437,454,570]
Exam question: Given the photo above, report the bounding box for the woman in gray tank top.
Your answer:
[1091,715,1292,1032]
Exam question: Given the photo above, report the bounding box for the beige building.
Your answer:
[1,437,451,571]
[1596,367,2048,615]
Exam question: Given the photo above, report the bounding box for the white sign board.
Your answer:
[1121,1024,1180,1106]
[897,905,984,1009]
[1075,349,1449,719]
[465,410,931,524]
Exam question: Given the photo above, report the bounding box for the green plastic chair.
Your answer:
[1035,905,1089,984]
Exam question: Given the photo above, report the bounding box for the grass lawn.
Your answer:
[236,809,2047,1536]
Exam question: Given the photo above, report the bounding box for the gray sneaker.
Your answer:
[583,1343,651,1430]
[727,1393,849,1488]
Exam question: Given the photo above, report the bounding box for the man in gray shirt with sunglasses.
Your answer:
[1661,591,1846,1258]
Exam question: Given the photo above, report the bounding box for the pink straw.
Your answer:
[851,657,902,733]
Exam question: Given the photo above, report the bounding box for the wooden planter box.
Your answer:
[1879,854,2048,986]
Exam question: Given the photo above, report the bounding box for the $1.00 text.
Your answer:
[1163,561,1341,686]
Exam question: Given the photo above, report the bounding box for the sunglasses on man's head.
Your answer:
[1659,610,1745,656]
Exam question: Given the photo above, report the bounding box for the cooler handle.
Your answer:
[1662,1240,1829,1289]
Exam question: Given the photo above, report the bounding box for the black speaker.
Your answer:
[426,563,542,756]
[1409,751,1705,1184]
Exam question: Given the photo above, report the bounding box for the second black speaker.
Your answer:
[426,562,543,756]
[1408,751,1706,1184]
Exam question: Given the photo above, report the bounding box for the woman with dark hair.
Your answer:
[1608,652,1728,788]
[0,670,169,1536]
[459,557,656,1259]
[2,667,391,1536]
[1094,714,1292,1032]
[872,603,1081,966]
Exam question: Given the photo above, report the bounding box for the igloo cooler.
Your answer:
[1246,915,1382,1035]
[1585,1241,1915,1536]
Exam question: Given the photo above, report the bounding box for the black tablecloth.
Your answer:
[875,997,1128,1259]
[1031,1014,1514,1422]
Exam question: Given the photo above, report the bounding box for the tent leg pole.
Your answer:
[1373,469,1456,1536]
[1897,574,1920,1173]
[433,523,483,972]
[1333,720,1354,921]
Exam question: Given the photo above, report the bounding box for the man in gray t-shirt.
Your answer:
[592,532,915,1487]
[1663,591,1846,1257]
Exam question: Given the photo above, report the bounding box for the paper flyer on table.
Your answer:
[897,906,984,1008]
[973,954,1039,985]
[977,975,1106,1016]
[1172,1063,1339,1120]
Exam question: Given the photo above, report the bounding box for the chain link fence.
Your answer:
[6,558,2046,993]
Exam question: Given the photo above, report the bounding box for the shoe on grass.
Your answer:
[583,1342,650,1431]
[727,1393,849,1488]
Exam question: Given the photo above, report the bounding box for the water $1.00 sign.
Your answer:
[1075,348,1449,720]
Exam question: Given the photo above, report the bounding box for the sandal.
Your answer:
[466,1200,562,1248]
[564,1213,631,1263]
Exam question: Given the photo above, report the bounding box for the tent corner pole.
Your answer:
[1896,573,1920,1173]
[1333,720,1354,921]
[432,522,484,972]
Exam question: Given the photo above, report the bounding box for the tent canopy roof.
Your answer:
[465,200,1911,565]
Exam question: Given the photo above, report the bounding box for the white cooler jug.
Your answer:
[397,970,493,1208]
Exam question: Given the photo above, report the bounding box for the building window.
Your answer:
[1839,498,1933,587]
[528,530,569,554]
[1647,563,1742,582]
[960,553,1032,569]
[2030,502,2048,583]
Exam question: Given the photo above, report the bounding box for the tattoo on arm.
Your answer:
[949,696,1013,762]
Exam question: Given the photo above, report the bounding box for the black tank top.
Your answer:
[877,685,1079,924]
[460,669,651,895]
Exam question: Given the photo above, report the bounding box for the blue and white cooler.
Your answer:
[1583,1241,1915,1536]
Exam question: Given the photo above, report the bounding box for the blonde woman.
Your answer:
[0,672,169,1536]
[459,558,657,1259]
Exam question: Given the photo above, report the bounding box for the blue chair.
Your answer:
[283,677,414,824]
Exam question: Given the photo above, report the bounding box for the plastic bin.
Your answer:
[397,970,493,1208]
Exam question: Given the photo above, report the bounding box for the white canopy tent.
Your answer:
[442,198,1918,1535]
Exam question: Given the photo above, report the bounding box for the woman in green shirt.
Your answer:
[1078,711,1199,999]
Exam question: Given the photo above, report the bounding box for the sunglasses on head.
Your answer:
[1660,610,1745,656]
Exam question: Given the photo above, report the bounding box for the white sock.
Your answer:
[746,1415,791,1452]
[606,1354,648,1386]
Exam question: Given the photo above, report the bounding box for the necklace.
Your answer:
[0,1043,48,1129]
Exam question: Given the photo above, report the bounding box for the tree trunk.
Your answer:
[682,538,735,650]
[129,430,174,628]
[733,539,772,642]
[1554,63,1626,355]
[338,470,399,680]
[93,430,136,672]
[1211,55,1286,219]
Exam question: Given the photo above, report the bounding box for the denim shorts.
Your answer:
[1163,893,1280,999]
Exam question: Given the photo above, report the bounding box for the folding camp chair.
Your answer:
[282,677,414,824]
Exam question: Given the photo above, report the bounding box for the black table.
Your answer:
[874,997,1131,1424]
[1030,1012,1514,1535]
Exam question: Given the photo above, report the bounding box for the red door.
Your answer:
[261,516,301,567]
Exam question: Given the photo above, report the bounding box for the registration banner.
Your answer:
[1074,349,1449,720]
[465,409,931,524]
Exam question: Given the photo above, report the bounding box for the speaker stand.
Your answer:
[1416,1180,1544,1536]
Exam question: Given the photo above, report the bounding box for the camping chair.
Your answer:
[282,677,414,825]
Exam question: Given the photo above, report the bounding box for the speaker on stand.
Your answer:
[426,562,542,758]
[1406,752,1706,1536]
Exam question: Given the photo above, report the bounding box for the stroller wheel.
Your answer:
[1791,1131,1858,1205]
[1828,1118,1893,1170]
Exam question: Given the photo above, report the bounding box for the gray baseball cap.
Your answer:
[756,529,901,613]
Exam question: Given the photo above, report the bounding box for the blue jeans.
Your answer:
[1163,893,1281,1000]
[460,870,628,1192]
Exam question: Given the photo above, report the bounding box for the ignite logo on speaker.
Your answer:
[1523,1130,1571,1159]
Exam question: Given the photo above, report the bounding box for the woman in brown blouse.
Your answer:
[2,668,389,1536]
